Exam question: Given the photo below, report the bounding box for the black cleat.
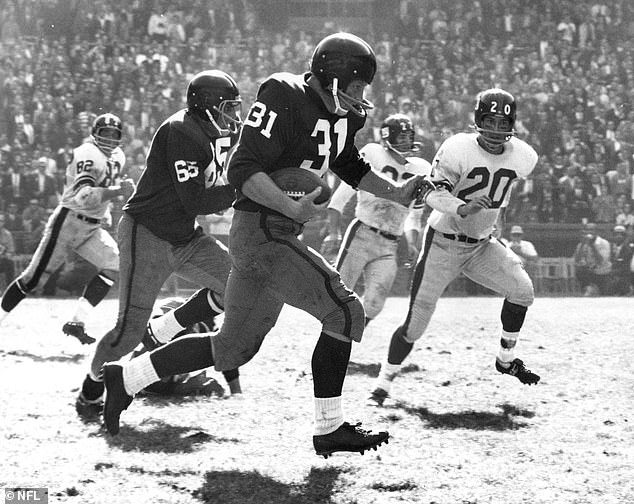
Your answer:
[103,364,133,435]
[313,422,389,459]
[75,393,103,422]
[63,321,96,345]
[366,387,389,407]
[496,358,540,385]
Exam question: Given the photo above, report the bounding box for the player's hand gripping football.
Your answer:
[457,195,492,217]
[292,187,328,224]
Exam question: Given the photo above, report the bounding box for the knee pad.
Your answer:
[322,297,366,342]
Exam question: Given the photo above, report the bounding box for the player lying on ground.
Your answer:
[134,293,241,397]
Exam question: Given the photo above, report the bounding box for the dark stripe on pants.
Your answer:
[260,213,353,337]
[335,218,362,271]
[403,227,435,328]
[111,219,138,347]
[24,207,69,291]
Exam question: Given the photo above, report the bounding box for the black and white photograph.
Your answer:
[1,1,633,503]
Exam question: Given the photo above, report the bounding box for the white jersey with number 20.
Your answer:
[426,132,537,239]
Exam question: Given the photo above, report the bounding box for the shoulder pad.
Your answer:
[257,72,308,101]
[169,109,215,145]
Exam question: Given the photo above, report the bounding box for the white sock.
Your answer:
[314,396,343,436]
[122,353,160,396]
[497,330,519,365]
[149,311,184,344]
[375,361,401,394]
[72,297,92,323]
[0,307,9,324]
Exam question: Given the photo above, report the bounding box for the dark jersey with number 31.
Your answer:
[124,109,237,245]
[228,72,372,212]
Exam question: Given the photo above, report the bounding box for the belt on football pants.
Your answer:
[361,221,400,241]
[439,231,486,244]
[75,212,100,225]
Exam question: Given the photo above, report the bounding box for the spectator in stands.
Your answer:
[27,157,58,208]
[608,224,634,295]
[21,198,46,234]
[0,214,16,287]
[606,152,632,197]
[589,170,615,223]
[503,225,540,281]
[573,222,612,296]
[2,0,634,231]
[1,153,27,209]
[616,201,634,229]
[3,202,23,233]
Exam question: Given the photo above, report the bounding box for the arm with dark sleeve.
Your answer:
[166,128,235,215]
[198,185,236,214]
[329,144,371,189]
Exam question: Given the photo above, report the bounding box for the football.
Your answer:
[269,167,331,204]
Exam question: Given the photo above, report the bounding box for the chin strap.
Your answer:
[205,106,242,137]
[330,78,348,117]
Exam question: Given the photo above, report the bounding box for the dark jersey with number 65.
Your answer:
[228,72,371,213]
[125,109,237,244]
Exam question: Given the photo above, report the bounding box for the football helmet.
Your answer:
[310,32,376,117]
[187,70,242,136]
[91,113,122,154]
[473,88,516,147]
[381,114,420,154]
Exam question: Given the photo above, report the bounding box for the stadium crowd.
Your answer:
[1,0,634,261]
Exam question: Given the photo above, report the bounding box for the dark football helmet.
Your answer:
[310,32,376,117]
[91,113,122,154]
[381,114,420,154]
[473,88,516,147]
[187,70,242,136]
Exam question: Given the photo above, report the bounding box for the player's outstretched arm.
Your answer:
[357,171,433,206]
[74,178,136,207]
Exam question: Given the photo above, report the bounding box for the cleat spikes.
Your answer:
[496,358,540,385]
[313,421,389,458]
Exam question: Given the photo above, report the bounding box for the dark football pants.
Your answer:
[90,213,230,377]
[211,210,365,371]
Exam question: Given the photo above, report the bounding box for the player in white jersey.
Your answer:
[0,113,135,343]
[368,89,541,407]
[324,114,432,326]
